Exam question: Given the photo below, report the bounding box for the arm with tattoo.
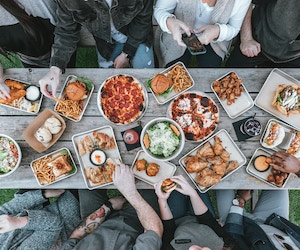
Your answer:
[69,204,111,239]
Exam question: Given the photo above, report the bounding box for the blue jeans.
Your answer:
[96,42,154,68]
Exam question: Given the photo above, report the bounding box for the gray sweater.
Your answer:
[0,0,57,26]
[0,190,80,250]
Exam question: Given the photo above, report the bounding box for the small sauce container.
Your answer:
[89,149,106,166]
[253,155,270,172]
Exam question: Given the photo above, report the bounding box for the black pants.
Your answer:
[226,38,300,68]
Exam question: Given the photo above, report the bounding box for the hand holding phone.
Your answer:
[182,33,206,55]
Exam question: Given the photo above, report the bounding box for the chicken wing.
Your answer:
[225,160,239,174]
[196,142,215,158]
[195,168,222,187]
[212,162,227,176]
[213,136,224,155]
[185,155,208,173]
[220,149,230,162]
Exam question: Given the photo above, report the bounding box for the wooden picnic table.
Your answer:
[0,67,299,190]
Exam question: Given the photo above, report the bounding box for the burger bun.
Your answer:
[161,178,177,193]
[151,74,173,94]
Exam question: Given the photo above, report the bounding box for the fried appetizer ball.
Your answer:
[135,159,147,171]
[146,163,160,176]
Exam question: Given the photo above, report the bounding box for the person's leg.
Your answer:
[165,49,192,68]
[96,42,123,68]
[131,44,155,68]
[167,190,188,219]
[187,191,216,218]
[251,190,289,223]
[78,189,109,219]
[196,44,222,67]
[215,190,235,225]
[55,191,81,241]
[138,189,159,214]
[225,41,270,67]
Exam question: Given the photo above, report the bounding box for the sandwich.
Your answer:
[47,155,73,178]
[82,135,93,153]
[262,122,285,148]
[151,74,173,94]
[272,84,300,116]
[161,178,177,193]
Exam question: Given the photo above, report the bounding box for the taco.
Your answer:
[272,84,300,116]
[262,122,285,148]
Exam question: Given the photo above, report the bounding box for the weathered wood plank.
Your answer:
[1,68,299,189]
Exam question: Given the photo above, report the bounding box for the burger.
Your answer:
[151,74,173,94]
[65,81,86,101]
[161,178,177,193]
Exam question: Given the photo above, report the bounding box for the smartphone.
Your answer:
[182,33,206,55]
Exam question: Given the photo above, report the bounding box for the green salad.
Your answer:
[147,122,180,157]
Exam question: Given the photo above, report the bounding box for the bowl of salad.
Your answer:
[0,134,22,177]
[141,117,185,161]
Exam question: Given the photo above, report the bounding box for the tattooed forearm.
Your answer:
[70,206,110,239]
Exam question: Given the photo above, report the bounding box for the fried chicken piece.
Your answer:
[196,142,215,158]
[195,168,222,187]
[146,163,160,176]
[213,136,224,155]
[220,149,230,162]
[0,89,26,104]
[206,156,223,165]
[225,160,239,174]
[185,155,208,173]
[212,162,227,176]
[5,79,25,89]
[135,159,147,171]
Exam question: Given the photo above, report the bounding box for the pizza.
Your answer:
[100,75,146,124]
[170,92,219,141]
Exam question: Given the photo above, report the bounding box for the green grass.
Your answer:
[0,49,299,227]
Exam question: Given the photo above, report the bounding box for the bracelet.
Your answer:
[103,200,114,214]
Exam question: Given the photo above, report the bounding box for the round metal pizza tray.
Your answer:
[97,74,148,125]
[167,91,219,142]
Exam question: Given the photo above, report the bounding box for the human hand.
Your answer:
[38,66,61,98]
[114,52,131,68]
[270,151,300,174]
[166,17,191,47]
[43,189,65,198]
[154,179,171,201]
[113,164,137,197]
[194,24,220,45]
[240,38,261,57]
[0,64,10,99]
[0,79,10,99]
[109,196,126,211]
[171,175,196,197]
[0,214,28,233]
